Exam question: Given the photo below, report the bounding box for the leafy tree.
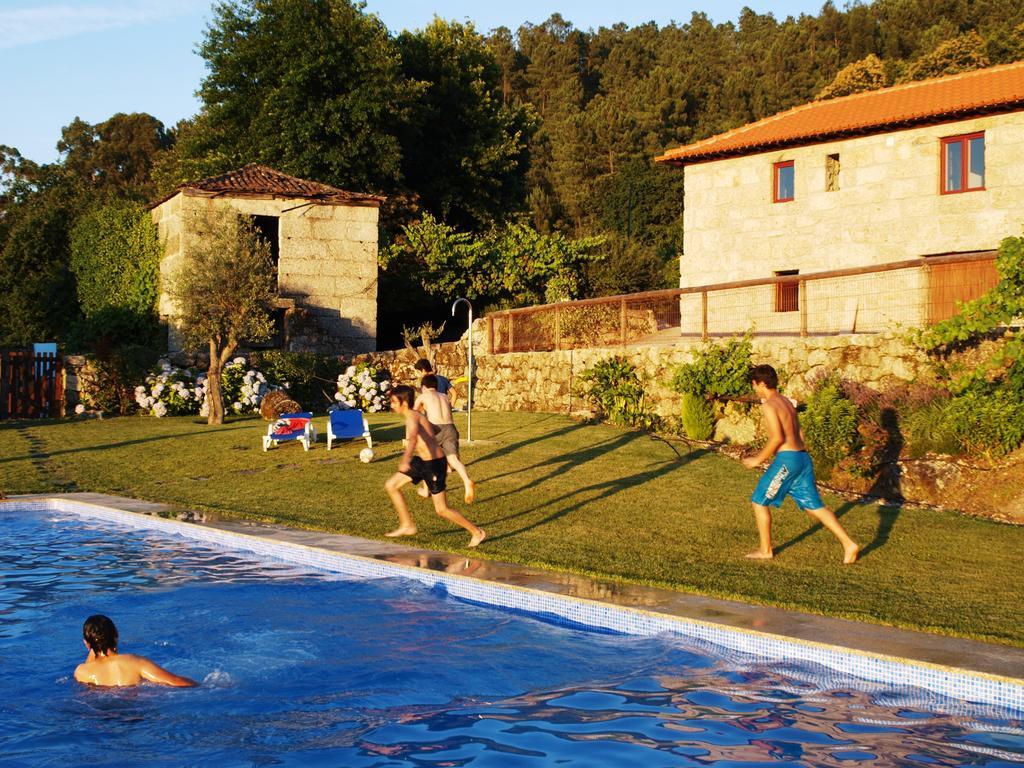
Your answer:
[167,208,277,424]
[901,30,990,82]
[588,160,685,250]
[69,200,162,347]
[167,0,411,194]
[584,234,674,297]
[382,214,604,308]
[517,15,588,231]
[816,54,887,99]
[0,198,78,345]
[486,26,529,105]
[985,21,1024,64]
[396,19,537,230]
[57,113,173,199]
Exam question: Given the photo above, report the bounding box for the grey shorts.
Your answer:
[433,423,460,457]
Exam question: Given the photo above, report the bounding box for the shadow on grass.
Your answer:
[479,448,712,543]
[474,421,591,464]
[859,503,901,559]
[368,423,407,443]
[479,430,646,497]
[470,413,560,443]
[0,425,252,466]
[772,499,900,560]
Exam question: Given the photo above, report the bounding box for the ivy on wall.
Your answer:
[69,200,162,347]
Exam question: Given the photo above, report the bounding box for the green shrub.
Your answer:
[901,400,960,458]
[250,351,349,410]
[680,392,715,440]
[945,388,1024,459]
[77,345,160,415]
[579,356,655,429]
[671,334,753,398]
[802,377,859,478]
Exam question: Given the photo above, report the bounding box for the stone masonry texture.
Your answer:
[151,193,379,355]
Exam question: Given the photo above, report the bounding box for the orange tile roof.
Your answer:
[151,164,385,208]
[655,61,1024,166]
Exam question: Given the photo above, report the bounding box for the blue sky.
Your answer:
[1,0,830,165]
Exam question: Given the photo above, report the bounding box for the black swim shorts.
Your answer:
[402,456,448,495]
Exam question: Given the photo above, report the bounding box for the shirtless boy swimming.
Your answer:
[414,374,475,503]
[742,364,859,565]
[74,614,196,687]
[384,384,485,548]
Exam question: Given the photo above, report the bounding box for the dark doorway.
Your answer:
[251,215,280,284]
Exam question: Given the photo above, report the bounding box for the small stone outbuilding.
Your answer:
[150,164,384,354]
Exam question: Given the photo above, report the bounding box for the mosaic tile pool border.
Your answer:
[12,497,1023,714]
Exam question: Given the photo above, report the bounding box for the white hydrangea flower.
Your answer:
[153,402,168,418]
[75,403,86,415]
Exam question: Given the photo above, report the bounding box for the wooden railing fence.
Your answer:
[486,251,1000,354]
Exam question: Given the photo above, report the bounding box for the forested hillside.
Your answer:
[2,0,1023,349]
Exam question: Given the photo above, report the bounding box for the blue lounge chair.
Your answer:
[263,412,317,451]
[327,409,372,451]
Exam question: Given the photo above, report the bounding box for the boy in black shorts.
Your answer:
[384,385,486,548]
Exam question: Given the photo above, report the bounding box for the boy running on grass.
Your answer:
[414,358,452,396]
[414,374,476,503]
[384,384,485,548]
[742,364,859,565]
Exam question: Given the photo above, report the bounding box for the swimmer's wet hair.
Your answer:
[750,364,779,390]
[83,614,118,655]
[421,374,438,390]
[390,384,415,408]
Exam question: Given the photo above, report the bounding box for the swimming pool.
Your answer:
[2,502,1022,767]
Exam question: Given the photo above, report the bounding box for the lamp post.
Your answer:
[452,297,473,443]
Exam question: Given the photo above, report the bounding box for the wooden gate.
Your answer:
[927,255,1000,324]
[0,351,64,419]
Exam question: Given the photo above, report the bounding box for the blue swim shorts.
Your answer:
[751,451,824,510]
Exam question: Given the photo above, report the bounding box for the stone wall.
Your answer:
[151,192,379,355]
[363,328,929,424]
[681,111,1024,288]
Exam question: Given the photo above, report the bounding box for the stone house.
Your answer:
[149,164,384,354]
[655,62,1024,335]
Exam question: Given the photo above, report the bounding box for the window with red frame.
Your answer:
[773,160,795,202]
[941,133,984,194]
[774,270,799,312]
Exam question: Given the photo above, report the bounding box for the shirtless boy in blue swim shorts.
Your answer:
[742,365,859,564]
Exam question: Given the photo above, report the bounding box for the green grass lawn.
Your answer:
[2,411,1022,646]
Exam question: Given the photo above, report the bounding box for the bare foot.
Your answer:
[385,527,417,538]
[417,483,430,499]
[843,542,860,565]
[464,480,476,504]
[745,550,774,560]
[468,529,486,548]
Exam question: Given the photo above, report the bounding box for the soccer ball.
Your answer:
[359,447,375,463]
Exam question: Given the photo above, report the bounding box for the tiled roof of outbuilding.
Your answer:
[150,164,385,208]
[655,61,1024,166]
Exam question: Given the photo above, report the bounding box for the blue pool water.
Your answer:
[1,510,1022,767]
